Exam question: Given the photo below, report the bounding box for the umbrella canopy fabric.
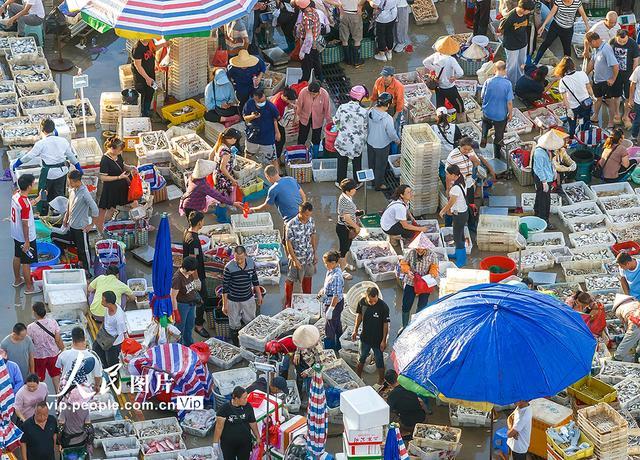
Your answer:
[151,214,173,320]
[392,283,596,406]
[383,424,409,460]
[63,0,259,39]
[307,366,327,459]
[0,357,22,452]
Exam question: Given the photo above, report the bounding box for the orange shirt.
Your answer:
[371,77,405,113]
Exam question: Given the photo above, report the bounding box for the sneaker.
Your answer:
[374,53,387,61]
[393,43,405,53]
[385,50,393,60]
[24,286,42,295]
[480,136,487,148]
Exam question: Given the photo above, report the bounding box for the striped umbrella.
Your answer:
[63,0,259,39]
[307,365,327,459]
[383,423,409,460]
[0,357,22,452]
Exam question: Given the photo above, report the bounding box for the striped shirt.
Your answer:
[323,267,344,305]
[553,0,582,29]
[446,148,478,188]
[399,249,439,287]
[337,193,357,226]
[222,258,260,302]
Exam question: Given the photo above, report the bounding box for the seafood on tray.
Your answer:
[140,131,169,152]
[571,230,613,248]
[182,409,216,432]
[355,245,394,261]
[366,260,397,274]
[242,316,283,341]
[94,421,134,440]
[207,339,242,363]
[585,275,620,291]
[414,425,459,442]
[563,183,592,203]
[242,233,280,245]
[66,102,93,118]
[141,435,183,454]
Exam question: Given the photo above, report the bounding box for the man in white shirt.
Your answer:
[507,401,533,460]
[12,118,82,215]
[0,0,44,36]
[56,327,103,394]
[584,11,620,59]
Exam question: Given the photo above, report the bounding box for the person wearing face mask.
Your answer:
[271,87,298,161]
[243,88,281,170]
[296,81,331,158]
[211,128,243,223]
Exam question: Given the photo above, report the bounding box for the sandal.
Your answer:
[345,264,355,271]
[12,279,24,288]
[343,272,353,280]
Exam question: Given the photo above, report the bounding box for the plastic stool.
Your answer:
[493,427,509,457]
[23,22,44,46]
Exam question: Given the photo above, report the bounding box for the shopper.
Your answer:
[597,128,637,182]
[97,137,138,232]
[612,295,640,361]
[446,137,496,210]
[339,0,365,65]
[534,0,589,63]
[87,266,135,322]
[584,11,620,60]
[204,69,241,125]
[586,31,620,128]
[26,302,63,392]
[398,234,439,327]
[1,349,24,392]
[20,401,58,460]
[610,29,639,128]
[385,370,427,437]
[498,0,534,86]
[474,0,491,36]
[222,246,262,346]
[14,374,48,423]
[12,118,81,215]
[370,0,398,61]
[296,81,331,158]
[367,92,400,191]
[422,37,465,120]
[0,0,44,35]
[371,67,405,118]
[92,291,127,368]
[295,0,323,81]
[507,402,533,460]
[50,170,98,275]
[223,19,250,56]
[211,128,243,223]
[352,286,389,383]
[243,88,281,169]
[336,179,361,281]
[251,165,306,222]
[213,386,260,460]
[433,107,462,154]
[179,159,242,222]
[227,49,266,112]
[440,164,469,268]
[320,250,345,351]
[532,131,561,227]
[55,327,103,389]
[556,56,594,138]
[552,143,577,185]
[183,211,211,340]
[58,388,92,450]
[480,61,513,159]
[334,85,368,184]
[516,65,549,106]
[565,291,606,336]
[618,251,640,299]
[628,62,640,142]
[271,87,298,159]
[11,173,41,295]
[381,185,428,239]
[1,323,34,381]
[285,202,318,308]
[394,0,411,54]
[171,256,201,348]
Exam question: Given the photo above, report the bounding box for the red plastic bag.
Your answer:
[235,185,244,202]
[212,49,228,68]
[122,337,142,355]
[413,274,433,295]
[189,342,211,365]
[128,173,143,202]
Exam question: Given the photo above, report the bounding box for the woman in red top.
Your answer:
[566,291,606,337]
[271,87,298,162]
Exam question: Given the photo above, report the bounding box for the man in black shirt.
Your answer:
[610,29,640,128]
[498,0,536,87]
[352,286,389,384]
[385,370,427,437]
[213,386,261,460]
[130,39,168,117]
[20,401,58,460]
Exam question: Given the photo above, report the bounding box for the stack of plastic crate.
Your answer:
[168,38,209,100]
[400,123,441,216]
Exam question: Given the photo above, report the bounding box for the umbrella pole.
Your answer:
[489,411,494,459]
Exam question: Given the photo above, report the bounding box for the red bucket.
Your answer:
[479,256,517,283]
[324,122,338,152]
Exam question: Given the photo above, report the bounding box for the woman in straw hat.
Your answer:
[398,233,439,327]
[532,131,561,227]
[227,49,267,112]
[423,36,466,121]
[179,159,243,222]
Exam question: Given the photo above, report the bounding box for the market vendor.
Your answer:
[0,0,44,37]
[213,386,261,460]
[532,131,560,229]
[131,39,168,117]
[87,266,135,322]
[12,118,82,216]
[381,185,428,240]
[432,107,461,155]
[565,291,606,337]
[319,250,344,351]
[612,295,640,362]
[551,131,576,188]
[285,202,318,308]
[227,49,267,112]
[204,69,241,125]
[507,401,532,460]
[183,211,210,340]
[246,375,289,396]
[618,251,640,299]
[515,64,549,106]
[384,370,427,438]
[353,286,389,384]
[291,324,324,396]
[370,66,405,118]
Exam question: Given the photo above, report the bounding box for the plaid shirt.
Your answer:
[286,215,316,264]
[323,267,344,305]
[399,249,439,287]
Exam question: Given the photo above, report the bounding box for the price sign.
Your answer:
[72,74,89,89]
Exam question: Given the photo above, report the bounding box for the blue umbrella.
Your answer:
[151,213,173,323]
[392,283,596,406]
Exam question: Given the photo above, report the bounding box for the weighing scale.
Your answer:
[356,169,375,213]
[131,245,155,266]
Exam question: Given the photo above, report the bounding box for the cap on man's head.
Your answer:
[380,66,395,77]
[271,376,289,395]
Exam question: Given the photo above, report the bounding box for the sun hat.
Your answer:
[408,232,437,250]
[433,36,461,56]
[435,106,448,116]
[349,85,368,101]
[537,131,564,151]
[229,49,259,68]
[293,324,320,349]
[462,43,488,60]
[192,159,216,179]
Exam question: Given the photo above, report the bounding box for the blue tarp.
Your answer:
[392,283,596,406]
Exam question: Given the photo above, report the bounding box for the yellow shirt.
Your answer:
[89,274,134,316]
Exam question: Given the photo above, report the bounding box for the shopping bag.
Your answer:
[127,173,143,202]
[413,274,433,295]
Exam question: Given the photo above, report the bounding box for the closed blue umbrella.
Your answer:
[151,213,173,323]
[392,283,596,406]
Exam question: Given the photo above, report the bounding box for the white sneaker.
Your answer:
[374,52,387,61]
[393,43,405,53]
[386,50,393,60]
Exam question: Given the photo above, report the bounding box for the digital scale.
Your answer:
[356,169,375,213]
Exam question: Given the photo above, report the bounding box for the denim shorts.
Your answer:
[359,341,385,368]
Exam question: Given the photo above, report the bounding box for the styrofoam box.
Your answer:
[48,289,87,312]
[43,268,87,303]
[340,386,390,430]
[343,436,382,456]
[344,417,384,444]
[125,309,153,336]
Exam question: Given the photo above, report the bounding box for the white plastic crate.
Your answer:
[312,158,337,182]
[134,417,182,439]
[388,154,401,177]
[591,182,634,198]
[600,194,640,212]
[607,206,640,225]
[93,420,135,447]
[559,201,603,226]
[239,315,285,351]
[562,181,597,204]
[568,228,616,249]
[350,241,397,268]
[127,278,148,296]
[291,294,323,321]
[212,367,256,398]
[440,226,472,255]
[205,337,243,369]
[141,435,186,459]
[521,192,562,213]
[364,255,400,282]
[43,269,87,303]
[285,380,301,413]
[568,214,610,233]
[48,289,87,313]
[181,410,216,438]
[63,98,96,126]
[230,212,274,233]
[181,447,215,460]
[102,436,139,458]
[71,137,103,167]
[561,260,606,283]
[526,232,566,249]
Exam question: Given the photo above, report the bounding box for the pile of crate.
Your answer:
[168,38,208,100]
[577,403,628,459]
[400,123,440,216]
[100,92,141,132]
[476,214,520,252]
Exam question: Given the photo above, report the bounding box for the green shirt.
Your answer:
[89,274,133,316]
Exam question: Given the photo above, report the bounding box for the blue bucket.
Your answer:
[30,241,61,268]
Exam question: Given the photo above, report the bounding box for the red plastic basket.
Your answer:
[612,241,640,256]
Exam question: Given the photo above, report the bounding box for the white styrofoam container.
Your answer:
[48,289,87,312]
[212,367,256,397]
[125,309,153,337]
[102,437,140,458]
[42,268,87,303]
[343,415,384,443]
[343,436,382,456]
[340,386,390,430]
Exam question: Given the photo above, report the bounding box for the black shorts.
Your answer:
[618,72,632,99]
[593,80,620,99]
[14,239,37,264]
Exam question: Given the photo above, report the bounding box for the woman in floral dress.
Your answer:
[333,85,368,186]
[209,127,242,223]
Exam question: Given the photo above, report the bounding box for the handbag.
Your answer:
[413,274,433,295]
[96,325,116,349]
[561,76,593,112]
[592,144,618,180]
[424,67,445,91]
